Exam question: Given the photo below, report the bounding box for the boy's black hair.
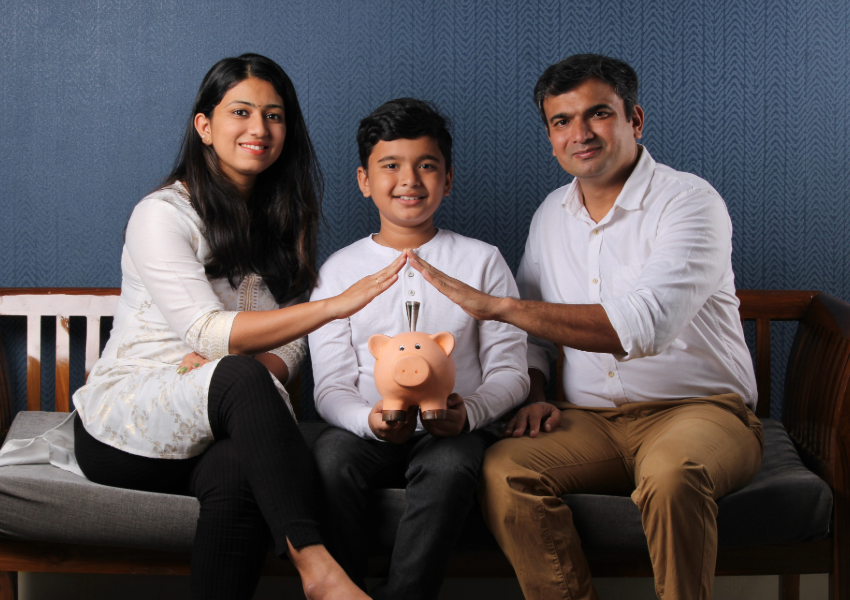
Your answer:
[534,54,639,128]
[357,98,452,171]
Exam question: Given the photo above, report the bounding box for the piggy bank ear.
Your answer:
[368,334,392,359]
[429,332,455,356]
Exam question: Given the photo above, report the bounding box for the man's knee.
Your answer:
[635,455,714,507]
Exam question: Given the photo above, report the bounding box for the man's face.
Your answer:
[543,78,643,184]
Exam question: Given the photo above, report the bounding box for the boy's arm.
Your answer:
[461,250,531,431]
[309,281,379,440]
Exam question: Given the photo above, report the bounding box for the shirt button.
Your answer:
[608,371,615,378]
[408,290,415,296]
[593,229,599,235]
[407,271,414,277]
[592,278,598,284]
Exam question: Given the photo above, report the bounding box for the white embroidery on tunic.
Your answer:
[268,339,307,382]
[186,311,238,361]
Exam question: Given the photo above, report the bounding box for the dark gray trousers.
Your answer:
[312,425,497,600]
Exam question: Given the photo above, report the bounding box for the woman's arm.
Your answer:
[227,254,406,355]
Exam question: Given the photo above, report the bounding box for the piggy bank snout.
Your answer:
[392,355,430,387]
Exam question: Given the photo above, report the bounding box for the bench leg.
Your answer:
[779,574,799,600]
[0,571,16,600]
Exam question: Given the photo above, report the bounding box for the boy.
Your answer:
[308,98,530,600]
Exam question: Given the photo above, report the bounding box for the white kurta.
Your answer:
[72,183,305,459]
[309,230,530,440]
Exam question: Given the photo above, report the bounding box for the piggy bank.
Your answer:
[368,331,456,422]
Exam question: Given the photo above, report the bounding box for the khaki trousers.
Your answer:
[480,394,764,600]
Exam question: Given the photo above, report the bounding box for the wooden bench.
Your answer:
[0,287,847,600]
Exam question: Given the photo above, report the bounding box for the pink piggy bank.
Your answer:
[368,331,456,422]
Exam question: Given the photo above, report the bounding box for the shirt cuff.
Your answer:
[186,310,238,360]
[526,344,552,379]
[267,338,307,384]
[602,300,637,361]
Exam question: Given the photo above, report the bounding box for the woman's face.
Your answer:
[194,77,286,195]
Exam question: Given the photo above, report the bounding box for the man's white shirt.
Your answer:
[309,229,530,440]
[519,146,757,409]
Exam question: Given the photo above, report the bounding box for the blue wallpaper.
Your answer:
[1,0,848,418]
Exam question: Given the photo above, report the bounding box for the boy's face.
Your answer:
[357,136,453,231]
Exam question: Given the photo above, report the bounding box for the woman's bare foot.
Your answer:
[287,539,370,600]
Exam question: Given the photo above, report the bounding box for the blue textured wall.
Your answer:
[1,0,848,417]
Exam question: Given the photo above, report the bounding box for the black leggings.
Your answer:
[74,354,323,600]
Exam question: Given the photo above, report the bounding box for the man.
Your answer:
[406,54,763,600]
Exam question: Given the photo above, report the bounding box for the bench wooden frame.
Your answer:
[0,287,847,600]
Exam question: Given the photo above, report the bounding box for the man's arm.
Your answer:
[406,251,624,354]
[422,249,531,437]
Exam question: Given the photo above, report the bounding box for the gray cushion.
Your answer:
[361,419,834,554]
[0,414,833,555]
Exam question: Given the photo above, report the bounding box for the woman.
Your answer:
[72,54,402,599]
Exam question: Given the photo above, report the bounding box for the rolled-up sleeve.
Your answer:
[603,189,732,360]
[125,198,235,356]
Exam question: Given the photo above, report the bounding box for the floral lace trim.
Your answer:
[268,338,307,383]
[186,310,238,360]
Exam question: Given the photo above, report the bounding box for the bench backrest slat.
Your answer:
[783,294,850,487]
[0,289,120,424]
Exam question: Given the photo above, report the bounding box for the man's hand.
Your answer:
[422,393,468,437]
[502,403,562,438]
[406,250,506,321]
[368,400,419,444]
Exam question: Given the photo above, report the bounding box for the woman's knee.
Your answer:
[216,354,277,392]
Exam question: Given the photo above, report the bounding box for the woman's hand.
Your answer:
[329,254,407,319]
[177,352,209,375]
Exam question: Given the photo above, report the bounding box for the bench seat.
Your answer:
[0,413,832,558]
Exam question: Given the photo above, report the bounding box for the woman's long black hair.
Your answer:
[164,53,322,304]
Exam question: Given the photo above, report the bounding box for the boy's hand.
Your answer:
[368,400,419,444]
[177,351,209,375]
[330,255,406,319]
[502,403,562,438]
[406,251,505,321]
[421,393,468,437]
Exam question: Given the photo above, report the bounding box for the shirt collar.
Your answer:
[366,228,447,256]
[560,145,656,216]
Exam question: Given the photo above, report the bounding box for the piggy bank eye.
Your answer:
[415,344,421,349]
[399,346,405,351]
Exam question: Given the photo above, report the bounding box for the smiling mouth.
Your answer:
[239,143,269,152]
[573,146,602,159]
[393,195,426,202]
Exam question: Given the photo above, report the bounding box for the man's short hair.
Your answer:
[534,54,639,127]
[357,98,453,171]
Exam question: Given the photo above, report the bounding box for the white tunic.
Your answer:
[72,183,305,459]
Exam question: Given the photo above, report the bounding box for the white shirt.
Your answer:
[518,147,757,409]
[309,229,530,440]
